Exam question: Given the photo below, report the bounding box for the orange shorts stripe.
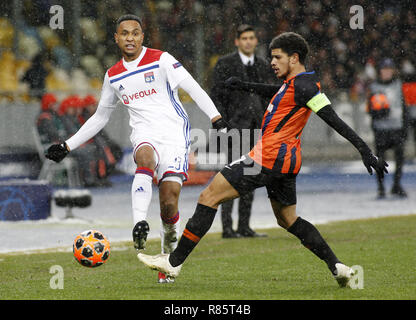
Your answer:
[183,228,200,243]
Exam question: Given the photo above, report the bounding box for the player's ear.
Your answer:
[290,53,299,65]
[114,32,119,44]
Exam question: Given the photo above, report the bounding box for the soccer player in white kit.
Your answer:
[45,15,229,283]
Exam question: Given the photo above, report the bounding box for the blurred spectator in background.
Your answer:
[59,95,85,137]
[2,1,415,103]
[366,58,408,198]
[58,95,103,187]
[210,24,275,238]
[402,74,416,160]
[22,52,50,99]
[36,94,119,187]
[81,95,123,182]
[36,93,66,145]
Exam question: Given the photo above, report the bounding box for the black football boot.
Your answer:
[132,220,150,250]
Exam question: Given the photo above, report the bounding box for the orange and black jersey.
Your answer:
[249,71,324,175]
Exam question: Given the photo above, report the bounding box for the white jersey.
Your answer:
[103,47,192,148]
[65,46,220,153]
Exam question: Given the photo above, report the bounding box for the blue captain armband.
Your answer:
[306,93,331,113]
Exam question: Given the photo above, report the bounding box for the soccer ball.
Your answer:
[73,230,110,267]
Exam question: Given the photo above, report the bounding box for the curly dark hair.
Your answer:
[269,32,309,65]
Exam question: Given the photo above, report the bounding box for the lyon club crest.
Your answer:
[144,72,155,83]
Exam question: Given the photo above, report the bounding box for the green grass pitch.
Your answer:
[0,215,415,300]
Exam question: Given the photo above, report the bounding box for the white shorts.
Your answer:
[133,139,189,185]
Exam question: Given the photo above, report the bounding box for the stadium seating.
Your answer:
[0,1,414,105]
[0,18,14,48]
[0,51,19,93]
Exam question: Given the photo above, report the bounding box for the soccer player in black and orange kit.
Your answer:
[138,32,388,287]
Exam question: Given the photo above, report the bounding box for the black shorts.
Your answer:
[220,156,297,206]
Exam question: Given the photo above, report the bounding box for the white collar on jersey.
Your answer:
[238,50,255,66]
[123,46,148,69]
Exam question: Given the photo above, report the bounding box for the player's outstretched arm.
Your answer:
[178,76,230,132]
[224,77,280,100]
[45,106,114,163]
[46,72,117,163]
[316,105,389,178]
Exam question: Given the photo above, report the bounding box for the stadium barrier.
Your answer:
[0,179,51,221]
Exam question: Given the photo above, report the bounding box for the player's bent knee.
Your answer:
[160,191,180,218]
[198,187,220,208]
[135,146,156,169]
[198,173,239,208]
[275,218,287,229]
[198,187,231,209]
[136,160,155,171]
[160,202,178,218]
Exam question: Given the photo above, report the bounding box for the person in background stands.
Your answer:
[210,24,275,238]
[366,58,408,198]
[58,95,102,187]
[81,95,123,182]
[402,74,416,160]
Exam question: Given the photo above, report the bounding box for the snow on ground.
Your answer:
[0,161,415,253]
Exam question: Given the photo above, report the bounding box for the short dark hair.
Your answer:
[269,32,309,64]
[116,14,143,30]
[236,24,255,39]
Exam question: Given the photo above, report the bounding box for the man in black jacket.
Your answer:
[210,25,276,238]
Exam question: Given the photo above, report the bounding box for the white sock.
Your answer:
[160,212,180,254]
[131,167,154,225]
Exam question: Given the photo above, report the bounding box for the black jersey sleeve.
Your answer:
[294,74,321,107]
[224,77,279,100]
[316,105,372,155]
[317,105,388,177]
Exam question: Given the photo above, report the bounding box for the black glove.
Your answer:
[212,118,231,133]
[45,142,69,163]
[361,151,389,178]
[224,76,245,90]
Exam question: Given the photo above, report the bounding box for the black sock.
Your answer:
[287,217,340,274]
[169,203,217,267]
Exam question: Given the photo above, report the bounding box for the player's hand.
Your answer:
[45,142,69,163]
[361,152,388,178]
[224,77,243,90]
[212,117,231,133]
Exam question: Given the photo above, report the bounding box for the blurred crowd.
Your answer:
[36,93,122,187]
[201,0,416,100]
[0,0,415,103]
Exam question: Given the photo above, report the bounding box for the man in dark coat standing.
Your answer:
[210,24,276,238]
